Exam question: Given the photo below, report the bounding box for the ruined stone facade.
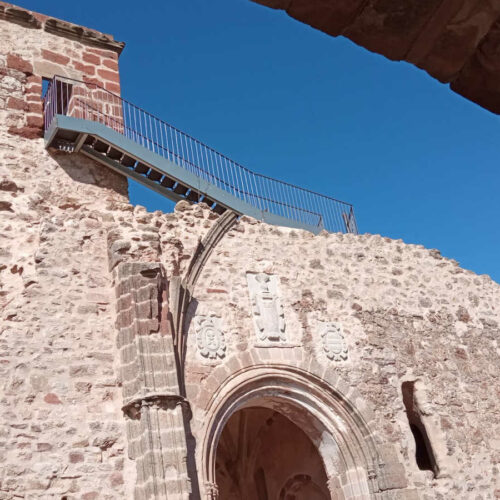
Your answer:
[1,4,500,500]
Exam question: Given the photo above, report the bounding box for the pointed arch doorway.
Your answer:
[215,406,330,500]
[199,363,393,500]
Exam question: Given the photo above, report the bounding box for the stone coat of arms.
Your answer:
[194,316,226,359]
[320,322,348,361]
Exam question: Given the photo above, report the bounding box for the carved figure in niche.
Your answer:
[195,316,226,359]
[247,273,286,342]
[320,322,348,361]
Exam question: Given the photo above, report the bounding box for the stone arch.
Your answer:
[196,349,403,499]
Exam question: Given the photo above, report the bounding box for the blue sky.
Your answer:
[19,0,500,282]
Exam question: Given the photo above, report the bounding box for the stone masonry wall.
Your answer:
[173,208,500,499]
[0,1,123,141]
[0,7,131,500]
[1,3,500,500]
[102,198,500,499]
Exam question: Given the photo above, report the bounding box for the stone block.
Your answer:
[82,52,100,65]
[6,96,27,111]
[6,53,32,73]
[378,462,408,491]
[97,68,120,83]
[41,48,70,65]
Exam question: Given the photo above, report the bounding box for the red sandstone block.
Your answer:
[25,84,42,95]
[102,58,118,71]
[41,49,70,65]
[8,126,43,139]
[44,393,61,404]
[88,47,118,60]
[97,68,120,83]
[27,115,43,128]
[27,101,42,114]
[113,105,123,117]
[83,76,101,87]
[26,94,42,102]
[6,97,27,111]
[26,74,41,85]
[73,60,95,75]
[71,86,87,97]
[7,54,32,74]
[104,81,120,94]
[83,52,100,65]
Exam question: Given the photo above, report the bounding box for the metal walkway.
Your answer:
[43,76,358,234]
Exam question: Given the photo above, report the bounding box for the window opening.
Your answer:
[401,381,438,476]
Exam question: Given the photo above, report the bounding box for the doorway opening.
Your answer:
[215,407,330,500]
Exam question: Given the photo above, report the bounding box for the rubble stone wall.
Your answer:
[0,7,131,499]
[176,206,500,499]
[1,4,500,500]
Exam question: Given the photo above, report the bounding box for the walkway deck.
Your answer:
[43,76,358,234]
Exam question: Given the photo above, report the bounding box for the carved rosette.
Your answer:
[195,315,226,359]
[320,322,348,361]
[247,273,286,343]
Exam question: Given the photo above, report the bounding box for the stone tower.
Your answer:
[1,3,499,499]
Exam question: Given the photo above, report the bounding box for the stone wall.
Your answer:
[1,3,500,500]
[106,198,500,499]
[169,206,500,499]
[0,6,131,499]
[0,0,123,141]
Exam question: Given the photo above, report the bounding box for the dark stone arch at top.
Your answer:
[251,0,500,115]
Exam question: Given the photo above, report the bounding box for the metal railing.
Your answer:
[43,76,358,234]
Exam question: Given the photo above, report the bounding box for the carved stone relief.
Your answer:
[320,322,348,361]
[247,273,286,343]
[194,315,226,359]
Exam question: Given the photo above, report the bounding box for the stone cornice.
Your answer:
[0,2,125,55]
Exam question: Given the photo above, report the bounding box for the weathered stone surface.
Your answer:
[251,0,500,114]
[181,208,500,499]
[0,1,124,54]
[0,8,131,499]
[2,2,500,499]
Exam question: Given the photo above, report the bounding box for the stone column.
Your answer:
[114,262,191,499]
[204,482,219,500]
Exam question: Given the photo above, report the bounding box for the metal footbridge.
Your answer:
[43,76,358,234]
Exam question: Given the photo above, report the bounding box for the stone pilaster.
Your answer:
[204,482,219,500]
[114,262,191,499]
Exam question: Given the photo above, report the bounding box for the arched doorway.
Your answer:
[215,406,330,499]
[199,363,395,499]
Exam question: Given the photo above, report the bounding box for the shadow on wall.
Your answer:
[184,405,201,500]
[48,150,129,199]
